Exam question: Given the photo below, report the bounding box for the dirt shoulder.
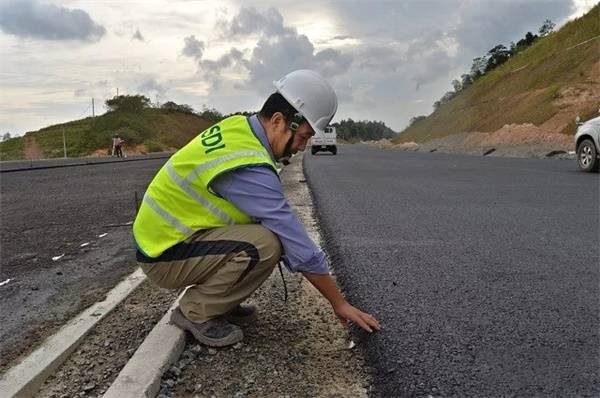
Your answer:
[369,123,577,159]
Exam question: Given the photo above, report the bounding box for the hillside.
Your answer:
[395,5,599,153]
[0,108,213,161]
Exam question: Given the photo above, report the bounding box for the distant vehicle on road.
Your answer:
[311,126,337,155]
[575,115,600,172]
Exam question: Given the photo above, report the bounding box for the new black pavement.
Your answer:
[304,145,599,397]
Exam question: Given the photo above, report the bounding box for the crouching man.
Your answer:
[133,70,380,347]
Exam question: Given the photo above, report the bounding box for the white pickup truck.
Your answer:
[311,126,337,155]
[575,115,600,172]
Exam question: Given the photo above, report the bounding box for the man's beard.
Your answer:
[282,135,294,159]
[276,135,294,165]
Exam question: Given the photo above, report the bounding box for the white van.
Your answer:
[311,126,337,155]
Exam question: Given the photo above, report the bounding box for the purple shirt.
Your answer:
[210,115,329,274]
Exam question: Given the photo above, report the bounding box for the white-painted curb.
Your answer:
[102,300,185,398]
[0,268,146,398]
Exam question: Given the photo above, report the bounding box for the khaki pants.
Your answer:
[138,224,282,323]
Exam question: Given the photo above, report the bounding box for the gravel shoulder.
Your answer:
[35,280,179,398]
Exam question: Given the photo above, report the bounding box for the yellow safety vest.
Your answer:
[133,115,277,257]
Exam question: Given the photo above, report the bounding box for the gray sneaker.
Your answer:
[170,307,243,347]
[225,304,257,326]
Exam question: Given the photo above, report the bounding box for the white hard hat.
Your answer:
[273,69,338,135]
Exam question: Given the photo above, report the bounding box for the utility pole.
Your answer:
[116,87,119,97]
[92,98,95,117]
[62,127,67,158]
[156,94,159,107]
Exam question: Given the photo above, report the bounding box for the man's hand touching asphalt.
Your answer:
[334,301,381,333]
[302,272,381,333]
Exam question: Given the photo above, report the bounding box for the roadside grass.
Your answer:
[0,137,25,161]
[396,4,600,143]
[0,109,212,160]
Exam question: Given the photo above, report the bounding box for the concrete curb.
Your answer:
[0,269,146,398]
[0,153,172,173]
[102,300,185,398]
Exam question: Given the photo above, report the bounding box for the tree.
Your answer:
[105,95,151,112]
[516,32,538,48]
[223,110,255,118]
[161,101,194,114]
[460,73,473,88]
[451,79,462,93]
[524,31,538,45]
[432,90,458,111]
[332,119,396,141]
[539,19,555,37]
[2,132,11,141]
[470,56,488,79]
[198,106,224,123]
[409,115,427,126]
[511,31,539,55]
[485,44,511,72]
[441,91,457,103]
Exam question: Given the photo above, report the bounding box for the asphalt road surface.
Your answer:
[0,157,166,370]
[304,145,599,397]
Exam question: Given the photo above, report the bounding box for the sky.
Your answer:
[0,0,596,136]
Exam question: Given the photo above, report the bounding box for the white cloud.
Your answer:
[0,0,105,41]
[190,7,353,94]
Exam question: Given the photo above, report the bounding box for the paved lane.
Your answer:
[304,145,599,397]
[0,158,166,370]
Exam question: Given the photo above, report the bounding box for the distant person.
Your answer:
[115,135,124,158]
[133,70,380,347]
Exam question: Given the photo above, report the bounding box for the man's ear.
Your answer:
[270,112,285,129]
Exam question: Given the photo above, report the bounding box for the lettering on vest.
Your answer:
[201,125,226,154]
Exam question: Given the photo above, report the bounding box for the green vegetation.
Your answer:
[0,96,212,160]
[332,119,397,142]
[0,136,24,159]
[397,5,599,143]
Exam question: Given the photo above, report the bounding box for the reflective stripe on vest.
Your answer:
[164,159,234,225]
[133,115,277,258]
[183,149,270,185]
[142,194,195,236]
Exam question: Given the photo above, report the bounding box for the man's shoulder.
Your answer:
[211,164,281,195]
[230,165,278,178]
